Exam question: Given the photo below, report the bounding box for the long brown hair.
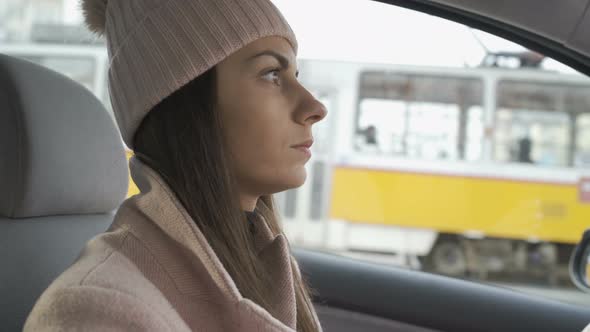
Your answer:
[133,68,319,331]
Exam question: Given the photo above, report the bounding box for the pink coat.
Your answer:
[24,158,321,331]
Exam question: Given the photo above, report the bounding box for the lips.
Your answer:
[291,139,313,149]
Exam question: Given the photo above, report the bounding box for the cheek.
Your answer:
[230,104,288,170]
[223,98,283,157]
[220,91,306,191]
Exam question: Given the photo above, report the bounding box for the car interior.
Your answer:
[2,0,590,331]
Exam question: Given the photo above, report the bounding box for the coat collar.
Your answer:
[127,157,297,329]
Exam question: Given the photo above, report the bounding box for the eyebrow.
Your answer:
[247,50,290,70]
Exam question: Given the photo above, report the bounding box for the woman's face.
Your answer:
[216,36,327,207]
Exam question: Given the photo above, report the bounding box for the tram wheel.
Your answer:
[429,241,467,277]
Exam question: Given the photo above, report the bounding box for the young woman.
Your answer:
[24,0,327,331]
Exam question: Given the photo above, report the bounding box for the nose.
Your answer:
[294,86,328,126]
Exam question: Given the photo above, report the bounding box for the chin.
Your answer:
[286,174,306,189]
[267,168,307,193]
[288,167,308,187]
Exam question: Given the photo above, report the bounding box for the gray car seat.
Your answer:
[0,54,128,331]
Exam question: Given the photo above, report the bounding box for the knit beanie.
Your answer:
[81,0,298,148]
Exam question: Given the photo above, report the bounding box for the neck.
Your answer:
[240,194,258,212]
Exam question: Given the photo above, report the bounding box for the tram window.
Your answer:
[495,81,590,167]
[356,72,484,161]
[17,55,96,92]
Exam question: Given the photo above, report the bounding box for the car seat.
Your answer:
[0,54,128,331]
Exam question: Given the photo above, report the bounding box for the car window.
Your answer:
[272,0,590,308]
[2,0,589,309]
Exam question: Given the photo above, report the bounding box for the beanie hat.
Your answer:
[82,0,298,148]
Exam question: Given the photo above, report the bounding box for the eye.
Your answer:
[262,69,281,85]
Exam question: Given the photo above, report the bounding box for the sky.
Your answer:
[272,0,518,66]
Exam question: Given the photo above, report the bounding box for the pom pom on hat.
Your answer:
[81,0,109,35]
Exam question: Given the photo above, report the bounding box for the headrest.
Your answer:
[0,54,128,218]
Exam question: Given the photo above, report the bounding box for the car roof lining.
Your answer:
[427,0,588,42]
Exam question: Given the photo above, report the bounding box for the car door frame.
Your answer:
[296,248,590,332]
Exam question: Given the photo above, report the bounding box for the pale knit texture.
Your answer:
[24,157,320,331]
[103,0,298,148]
